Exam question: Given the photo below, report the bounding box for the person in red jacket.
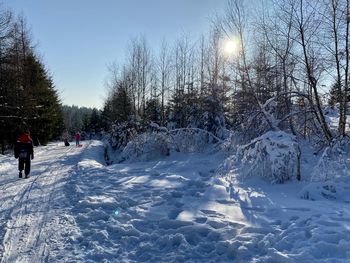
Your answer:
[75,132,81,146]
[14,130,34,178]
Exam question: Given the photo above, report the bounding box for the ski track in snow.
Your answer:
[0,141,349,262]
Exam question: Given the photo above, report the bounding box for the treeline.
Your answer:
[62,105,104,136]
[0,5,63,153]
[103,0,350,146]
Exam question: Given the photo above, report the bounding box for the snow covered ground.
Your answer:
[0,140,349,262]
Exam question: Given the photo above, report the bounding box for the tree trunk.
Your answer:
[298,0,333,141]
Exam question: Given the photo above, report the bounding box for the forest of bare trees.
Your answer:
[103,0,350,147]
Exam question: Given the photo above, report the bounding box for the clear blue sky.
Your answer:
[4,0,227,109]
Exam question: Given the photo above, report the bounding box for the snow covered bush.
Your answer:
[311,138,350,182]
[299,138,350,202]
[106,121,225,163]
[238,131,300,183]
[299,177,350,202]
[119,132,169,162]
[226,131,301,183]
[107,120,141,149]
[168,128,223,153]
[219,131,242,154]
[201,110,230,139]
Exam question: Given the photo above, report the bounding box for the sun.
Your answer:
[223,38,239,57]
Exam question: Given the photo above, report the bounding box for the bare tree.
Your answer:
[220,0,279,131]
[290,0,333,141]
[327,0,350,136]
[259,0,298,133]
[126,37,153,117]
[158,39,172,125]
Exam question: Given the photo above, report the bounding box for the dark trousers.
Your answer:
[18,157,31,175]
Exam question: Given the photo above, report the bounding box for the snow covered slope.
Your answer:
[0,141,349,262]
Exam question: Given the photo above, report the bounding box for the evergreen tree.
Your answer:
[102,83,133,126]
[200,83,228,136]
[22,54,64,145]
[0,12,64,151]
[144,98,161,125]
[328,82,350,107]
[167,91,187,129]
[89,108,102,131]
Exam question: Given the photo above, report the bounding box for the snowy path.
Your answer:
[0,141,350,262]
[0,143,83,263]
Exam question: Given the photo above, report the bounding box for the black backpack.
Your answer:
[19,148,28,159]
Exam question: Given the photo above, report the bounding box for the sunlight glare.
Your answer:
[223,38,239,57]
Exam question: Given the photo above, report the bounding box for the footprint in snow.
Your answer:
[207,220,228,229]
[142,192,151,197]
[195,217,207,224]
[151,200,166,207]
[228,222,246,229]
[316,220,341,227]
[171,191,183,198]
[282,207,311,212]
[168,208,183,219]
[216,199,237,205]
[289,215,299,221]
[305,229,312,238]
[200,209,225,218]
[174,201,184,208]
[158,219,193,230]
[330,216,350,222]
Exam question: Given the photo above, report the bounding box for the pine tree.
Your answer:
[89,108,102,131]
[144,98,161,125]
[102,84,133,125]
[328,82,350,107]
[0,12,64,151]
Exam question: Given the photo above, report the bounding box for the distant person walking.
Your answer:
[75,132,81,146]
[14,130,34,179]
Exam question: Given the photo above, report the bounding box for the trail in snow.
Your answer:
[0,143,84,263]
